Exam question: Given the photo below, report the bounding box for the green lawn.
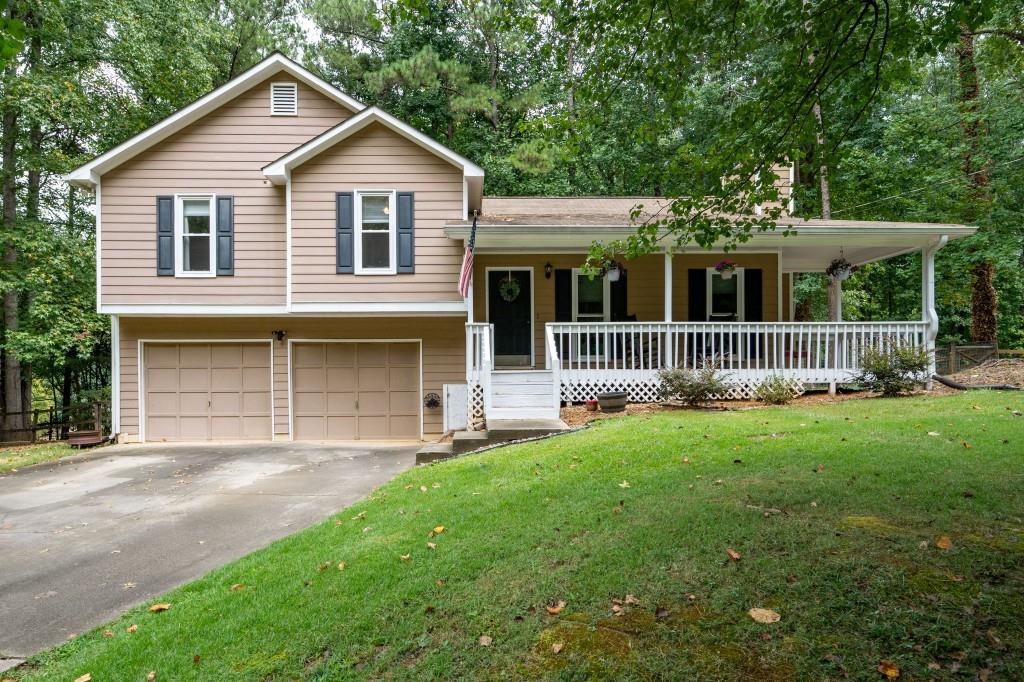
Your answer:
[0,442,78,474]
[12,393,1024,681]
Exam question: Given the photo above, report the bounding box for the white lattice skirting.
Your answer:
[467,382,486,430]
[561,377,805,403]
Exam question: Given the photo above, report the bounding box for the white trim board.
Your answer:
[64,53,363,189]
[287,338,424,442]
[100,302,469,316]
[136,338,274,444]
[484,266,536,367]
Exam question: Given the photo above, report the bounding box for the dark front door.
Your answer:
[488,269,532,365]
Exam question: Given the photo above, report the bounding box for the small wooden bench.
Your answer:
[68,430,105,448]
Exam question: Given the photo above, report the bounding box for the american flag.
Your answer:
[458,212,478,298]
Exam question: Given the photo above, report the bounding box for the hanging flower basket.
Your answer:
[499,276,521,302]
[715,259,737,280]
[826,258,855,281]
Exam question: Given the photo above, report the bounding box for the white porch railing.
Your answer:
[465,323,493,428]
[543,321,930,402]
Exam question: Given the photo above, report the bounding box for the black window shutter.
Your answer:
[216,195,234,276]
[156,196,174,276]
[396,191,414,273]
[687,269,706,321]
[610,271,628,320]
[336,192,354,273]
[744,268,763,321]
[554,269,572,321]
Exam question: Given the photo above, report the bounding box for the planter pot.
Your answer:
[585,399,599,412]
[719,269,735,280]
[597,391,627,413]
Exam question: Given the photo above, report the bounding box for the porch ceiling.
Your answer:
[444,219,975,272]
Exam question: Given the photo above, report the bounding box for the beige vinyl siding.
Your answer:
[782,272,793,321]
[101,77,352,305]
[472,254,665,366]
[290,122,465,302]
[118,316,464,440]
[671,253,780,321]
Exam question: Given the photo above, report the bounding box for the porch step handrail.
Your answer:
[545,323,561,411]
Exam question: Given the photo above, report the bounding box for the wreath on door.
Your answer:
[499,275,521,302]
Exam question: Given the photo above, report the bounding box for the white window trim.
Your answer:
[174,194,217,278]
[354,189,397,275]
[705,267,746,321]
[570,267,611,322]
[270,81,298,116]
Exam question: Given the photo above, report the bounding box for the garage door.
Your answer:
[144,343,272,441]
[292,342,419,440]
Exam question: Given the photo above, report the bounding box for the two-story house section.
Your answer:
[67,54,973,444]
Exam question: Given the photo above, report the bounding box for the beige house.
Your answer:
[65,54,974,443]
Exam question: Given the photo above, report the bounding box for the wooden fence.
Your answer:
[934,343,1010,375]
[0,401,110,445]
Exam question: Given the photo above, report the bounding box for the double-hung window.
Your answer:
[571,268,610,359]
[355,191,396,274]
[175,195,216,277]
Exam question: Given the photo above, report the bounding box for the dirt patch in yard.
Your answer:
[935,358,1024,390]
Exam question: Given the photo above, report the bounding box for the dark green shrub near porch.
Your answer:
[657,361,728,406]
[853,344,930,396]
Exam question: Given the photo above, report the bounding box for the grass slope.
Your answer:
[0,442,77,474]
[12,393,1024,681]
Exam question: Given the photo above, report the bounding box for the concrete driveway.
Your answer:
[0,441,417,663]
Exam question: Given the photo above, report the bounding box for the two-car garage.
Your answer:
[141,340,421,442]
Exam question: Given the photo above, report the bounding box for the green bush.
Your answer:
[755,375,796,405]
[853,343,930,396]
[657,361,729,407]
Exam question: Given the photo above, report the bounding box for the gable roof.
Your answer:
[64,53,364,189]
[261,106,485,211]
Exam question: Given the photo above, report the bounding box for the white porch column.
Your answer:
[922,236,948,387]
[664,250,674,367]
[465,267,474,323]
[663,251,673,321]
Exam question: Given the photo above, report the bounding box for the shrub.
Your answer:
[657,361,729,407]
[755,375,796,405]
[853,343,930,396]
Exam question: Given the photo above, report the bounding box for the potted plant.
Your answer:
[714,259,737,280]
[597,391,627,412]
[585,399,599,412]
[825,257,855,281]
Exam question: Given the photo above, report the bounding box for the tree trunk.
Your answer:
[956,25,997,344]
[812,100,831,220]
[1,57,23,436]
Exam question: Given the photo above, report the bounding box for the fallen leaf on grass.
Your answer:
[193,654,201,664]
[551,642,564,654]
[420,485,428,492]
[352,511,366,520]
[927,431,941,437]
[337,562,346,571]
[147,672,156,681]
[618,480,630,489]
[74,675,92,682]
[127,624,138,633]
[102,630,114,638]
[546,600,566,615]
[655,606,669,620]
[877,659,900,678]
[400,554,411,561]
[624,594,641,605]
[230,583,246,591]
[682,456,690,464]
[429,525,445,536]
[936,536,953,550]
[479,635,492,647]
[427,542,437,550]
[726,548,742,561]
[148,603,171,613]
[611,603,623,616]
[748,608,780,624]
[962,441,972,449]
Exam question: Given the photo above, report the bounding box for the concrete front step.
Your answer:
[415,441,454,465]
[449,418,570,455]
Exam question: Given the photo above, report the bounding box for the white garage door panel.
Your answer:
[144,343,272,442]
[292,342,419,441]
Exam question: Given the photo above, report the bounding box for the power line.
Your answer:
[829,154,1024,217]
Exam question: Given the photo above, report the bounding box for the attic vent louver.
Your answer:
[270,82,297,115]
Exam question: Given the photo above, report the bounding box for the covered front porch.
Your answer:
[446,198,974,422]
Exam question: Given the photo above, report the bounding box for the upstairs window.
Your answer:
[270,82,297,115]
[176,196,216,276]
[355,191,396,274]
